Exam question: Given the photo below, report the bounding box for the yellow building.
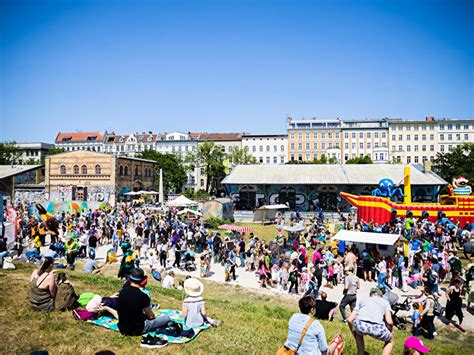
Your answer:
[45,151,156,205]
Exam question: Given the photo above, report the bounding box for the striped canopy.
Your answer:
[218,224,252,233]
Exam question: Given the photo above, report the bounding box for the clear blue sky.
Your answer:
[1,0,473,142]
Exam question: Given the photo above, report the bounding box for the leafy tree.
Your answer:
[346,155,373,164]
[40,148,65,164]
[0,141,22,165]
[192,142,226,193]
[432,143,474,184]
[286,154,338,165]
[227,147,257,165]
[136,150,187,193]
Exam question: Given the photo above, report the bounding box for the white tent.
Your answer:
[124,191,140,196]
[253,204,289,223]
[177,208,202,217]
[331,230,401,245]
[166,195,198,208]
[331,230,402,255]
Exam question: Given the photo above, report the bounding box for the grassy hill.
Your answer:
[1,263,472,354]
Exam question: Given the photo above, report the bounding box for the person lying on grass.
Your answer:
[283,295,345,354]
[181,278,221,328]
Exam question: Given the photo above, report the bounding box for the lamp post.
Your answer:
[350,206,358,231]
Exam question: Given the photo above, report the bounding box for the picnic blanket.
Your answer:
[89,309,210,344]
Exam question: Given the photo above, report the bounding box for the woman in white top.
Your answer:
[376,256,391,291]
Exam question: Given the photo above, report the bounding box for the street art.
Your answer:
[40,201,109,214]
[51,185,73,201]
[88,186,115,203]
[14,190,49,204]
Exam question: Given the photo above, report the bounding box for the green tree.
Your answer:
[192,142,225,193]
[136,150,187,193]
[227,147,257,165]
[0,141,22,165]
[346,155,373,164]
[40,148,65,164]
[432,143,474,184]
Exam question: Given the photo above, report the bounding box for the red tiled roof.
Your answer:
[55,132,103,143]
[199,133,242,141]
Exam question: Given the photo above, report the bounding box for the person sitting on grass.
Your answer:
[283,296,345,354]
[403,336,431,355]
[347,288,394,355]
[117,267,170,337]
[83,255,104,275]
[29,256,57,311]
[181,278,221,328]
[315,291,338,321]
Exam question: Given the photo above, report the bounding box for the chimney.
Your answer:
[425,116,435,122]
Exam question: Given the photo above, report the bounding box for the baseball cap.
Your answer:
[404,336,430,353]
[370,287,383,297]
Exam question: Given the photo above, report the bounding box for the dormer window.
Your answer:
[87,136,97,141]
[120,136,125,142]
[62,137,72,142]
[147,135,152,141]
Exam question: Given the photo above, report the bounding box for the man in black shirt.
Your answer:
[117,268,170,336]
[315,291,338,321]
[88,233,98,259]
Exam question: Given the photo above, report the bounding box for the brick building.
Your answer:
[45,151,156,205]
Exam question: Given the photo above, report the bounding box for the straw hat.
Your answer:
[184,278,204,297]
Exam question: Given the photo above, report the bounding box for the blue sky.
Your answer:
[0,0,472,142]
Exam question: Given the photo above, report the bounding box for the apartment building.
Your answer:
[287,118,342,162]
[341,119,389,163]
[55,132,106,152]
[287,117,389,163]
[241,134,288,164]
[16,142,55,163]
[388,117,474,164]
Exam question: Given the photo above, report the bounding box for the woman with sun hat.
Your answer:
[182,278,221,328]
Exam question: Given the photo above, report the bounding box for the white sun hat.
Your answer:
[184,278,204,297]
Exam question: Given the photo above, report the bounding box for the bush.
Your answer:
[204,217,232,229]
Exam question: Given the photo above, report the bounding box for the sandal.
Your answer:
[330,334,345,355]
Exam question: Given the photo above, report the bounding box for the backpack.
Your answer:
[429,296,444,317]
[55,282,78,311]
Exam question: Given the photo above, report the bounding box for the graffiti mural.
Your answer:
[41,201,109,214]
[50,185,73,201]
[88,186,115,203]
[14,190,49,204]
[226,184,440,212]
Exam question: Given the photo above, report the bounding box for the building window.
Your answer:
[414,135,418,141]
[119,165,124,175]
[273,145,277,152]
[422,145,426,152]
[328,133,332,139]
[414,156,419,163]
[414,145,418,152]
[73,165,79,174]
[464,124,469,130]
[430,134,434,140]
[124,166,129,175]
[399,145,403,151]
[290,133,294,139]
[398,135,402,141]
[414,124,419,130]
[465,134,469,141]
[359,132,363,139]
[273,157,277,164]
[440,124,445,130]
[306,132,310,139]
[407,135,410,141]
[314,142,318,150]
[407,156,411,163]
[280,157,285,163]
[422,125,426,131]
[430,145,434,152]
[345,133,349,139]
[448,145,453,151]
[456,134,461,140]
[306,143,310,150]
[81,165,87,174]
[60,165,67,175]
[367,132,371,139]
[298,143,302,150]
[335,133,339,139]
[200,179,204,187]
[266,157,270,164]
[448,133,452,140]
[259,146,263,152]
[448,124,453,130]
[392,135,396,141]
[345,143,349,149]
[252,146,256,152]
[321,143,326,150]
[298,133,302,139]
[440,145,445,152]
[281,145,285,151]
[382,132,386,139]
[406,146,411,152]
[352,133,356,139]
[406,125,411,131]
[290,143,295,150]
[440,134,444,141]
[95,165,101,174]
[359,143,363,149]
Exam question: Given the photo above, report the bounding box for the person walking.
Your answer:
[339,266,359,323]
[445,279,465,330]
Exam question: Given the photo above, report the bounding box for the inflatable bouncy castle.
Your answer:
[341,166,474,225]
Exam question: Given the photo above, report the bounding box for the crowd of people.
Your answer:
[1,199,473,353]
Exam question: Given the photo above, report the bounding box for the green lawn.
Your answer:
[1,263,472,354]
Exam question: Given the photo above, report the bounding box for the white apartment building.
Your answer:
[16,142,55,163]
[55,132,106,152]
[241,134,288,164]
[388,117,474,164]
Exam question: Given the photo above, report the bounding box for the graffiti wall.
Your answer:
[88,186,115,203]
[49,185,73,201]
[14,190,49,204]
[40,201,109,214]
[226,184,439,212]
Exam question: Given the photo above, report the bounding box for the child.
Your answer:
[200,255,207,277]
[271,263,281,286]
[182,278,221,327]
[300,267,309,293]
[147,250,156,271]
[411,302,422,336]
[280,262,290,291]
[333,262,341,287]
[326,263,334,288]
